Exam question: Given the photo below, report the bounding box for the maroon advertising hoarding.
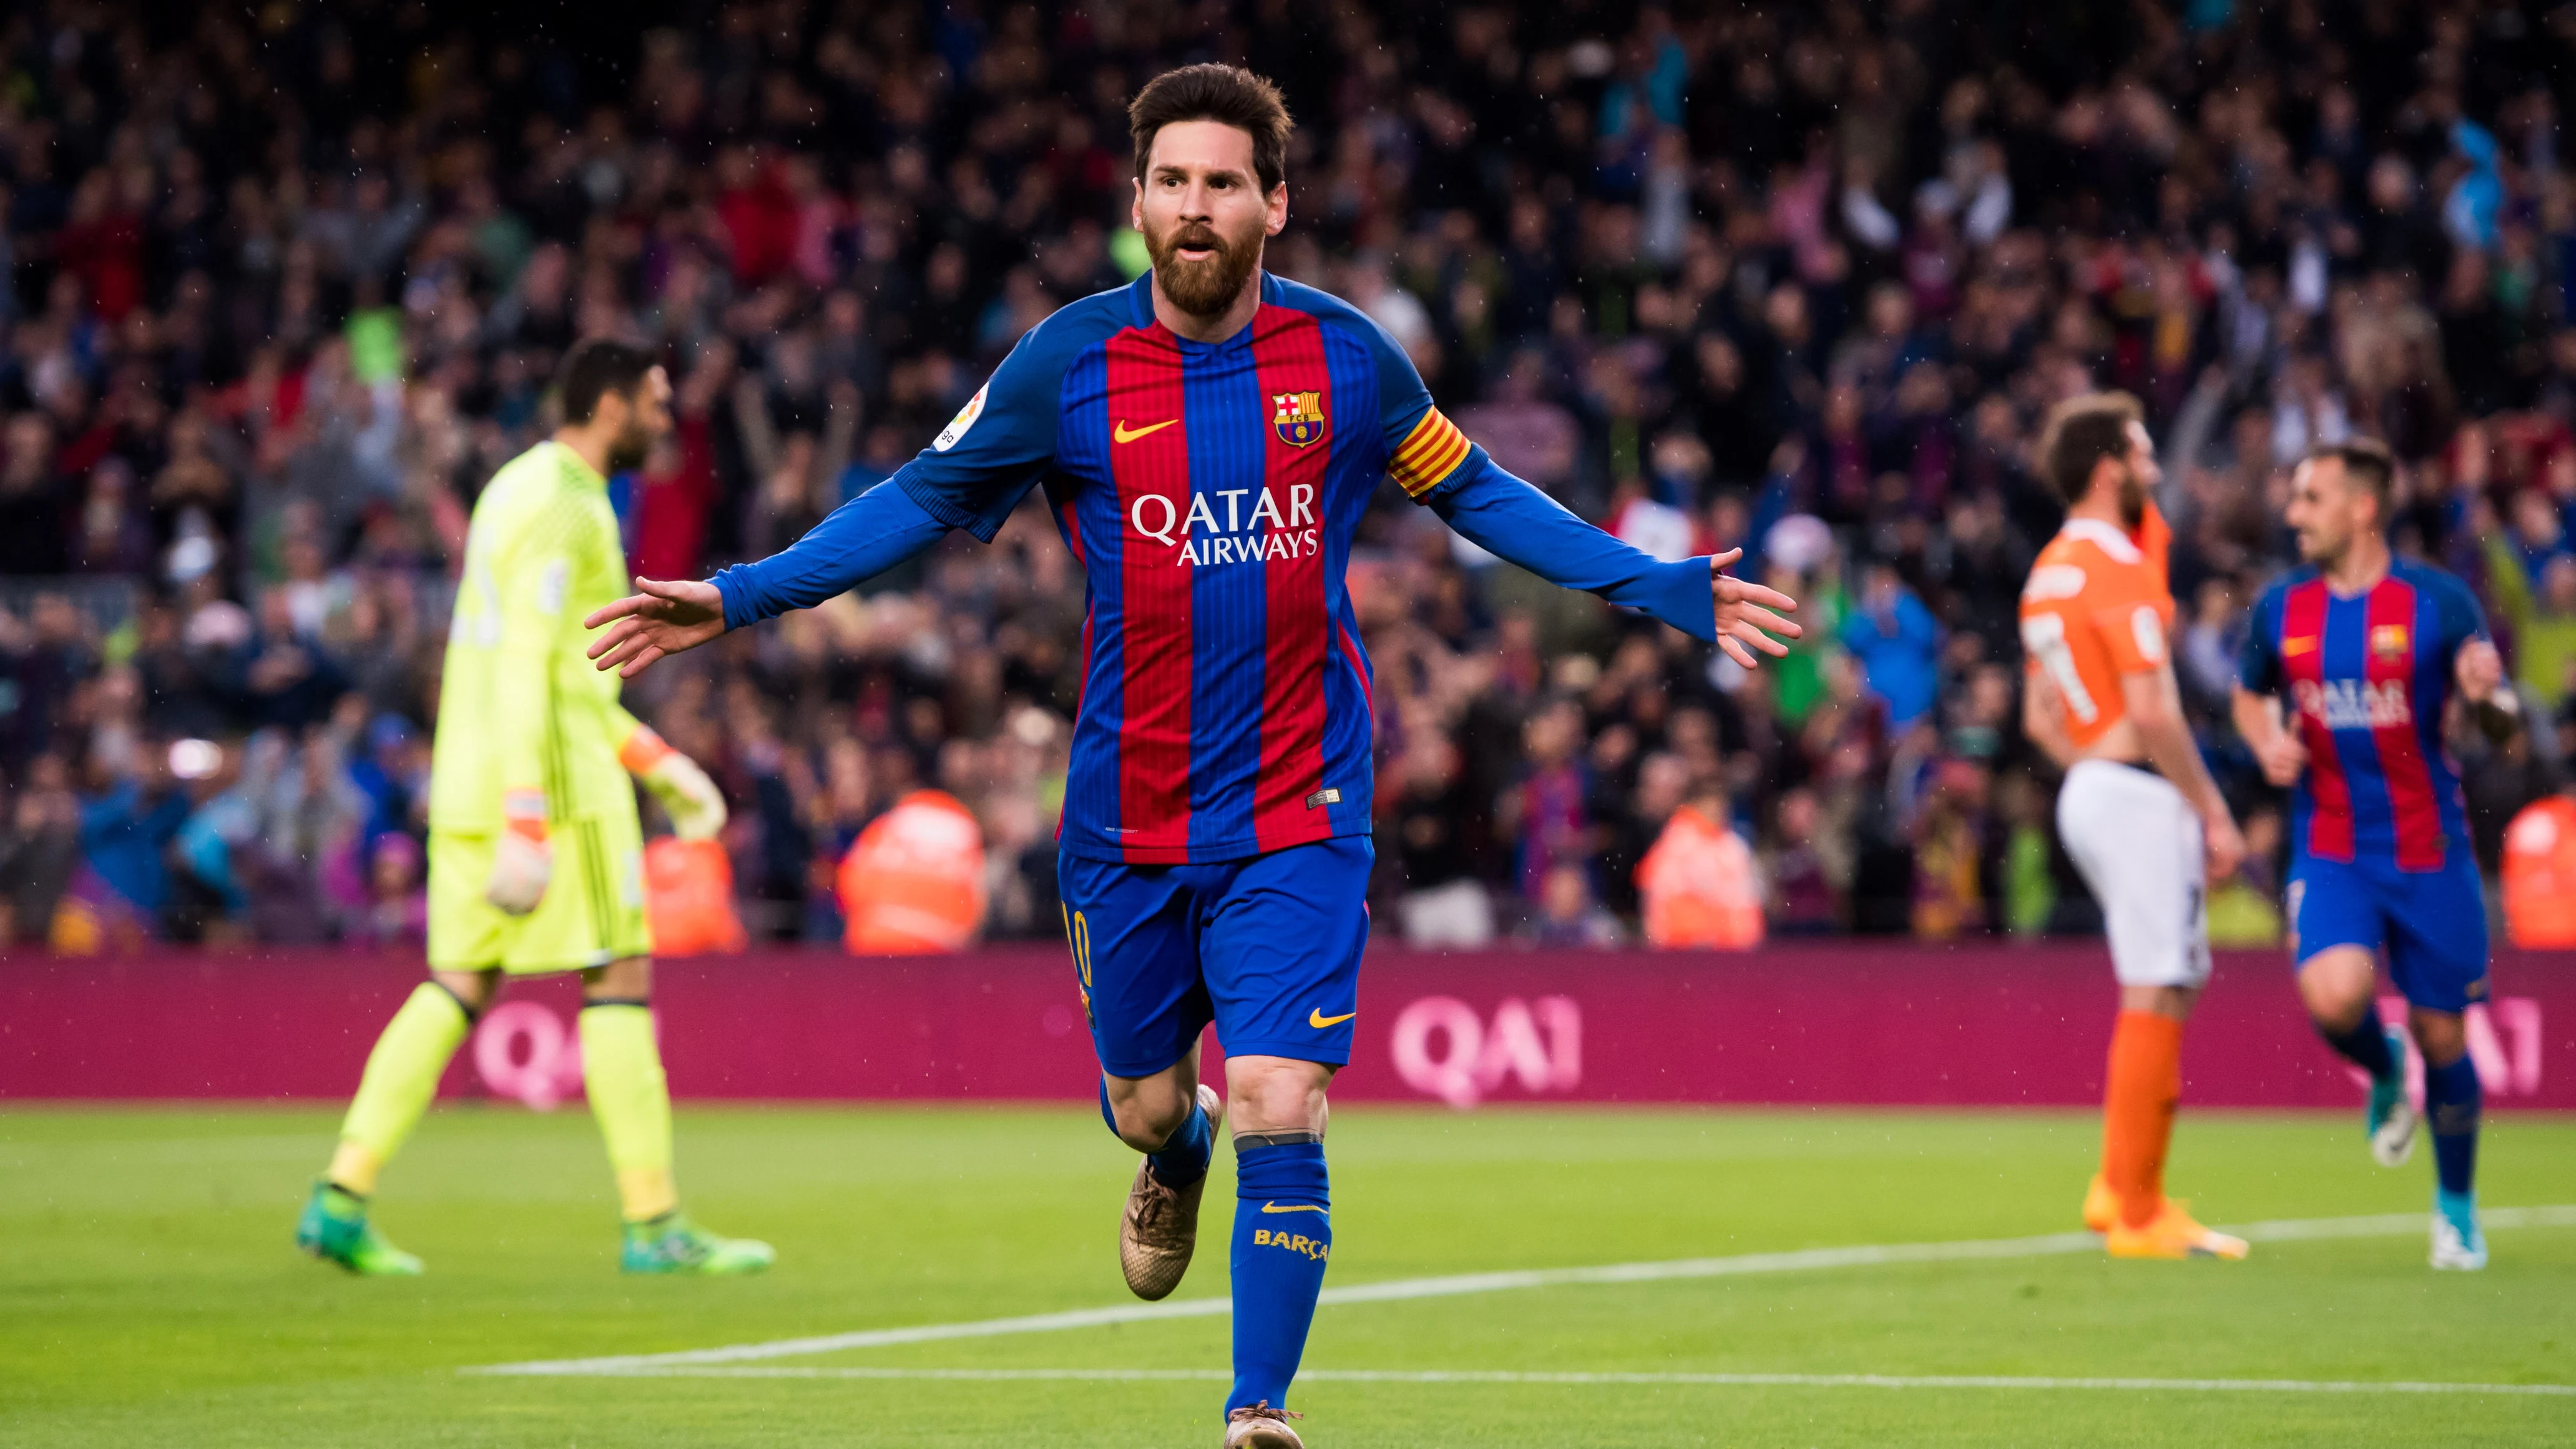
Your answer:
[1,943,2565,1110]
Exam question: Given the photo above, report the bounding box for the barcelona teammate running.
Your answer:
[2233,440,2521,1271]
[584,66,1798,1447]
[296,340,770,1278]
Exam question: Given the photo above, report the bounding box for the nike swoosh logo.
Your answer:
[1261,1202,1328,1214]
[1310,1009,1356,1028]
[1114,418,1179,444]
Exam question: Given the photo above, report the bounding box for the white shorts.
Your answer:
[2055,760,2211,989]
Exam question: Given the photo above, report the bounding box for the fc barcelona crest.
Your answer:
[2369,624,2411,661]
[1273,390,1326,447]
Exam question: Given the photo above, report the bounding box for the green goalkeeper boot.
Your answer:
[295,1181,424,1275]
[620,1211,776,1274]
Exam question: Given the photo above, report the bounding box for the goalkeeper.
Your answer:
[295,340,770,1276]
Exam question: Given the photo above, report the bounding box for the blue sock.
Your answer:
[1099,1078,1214,1187]
[1228,1140,1330,1417]
[2318,1014,2397,1080]
[1149,1100,1213,1187]
[2423,1056,2481,1197]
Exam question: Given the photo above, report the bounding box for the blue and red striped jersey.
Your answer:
[713,272,1718,866]
[2238,559,2487,871]
[904,273,1535,863]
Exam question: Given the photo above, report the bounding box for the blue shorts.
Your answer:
[2288,848,2490,1013]
[1058,836,1372,1078]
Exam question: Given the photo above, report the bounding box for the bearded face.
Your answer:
[601,367,674,473]
[2117,461,2147,531]
[1143,205,1265,319]
[605,415,654,473]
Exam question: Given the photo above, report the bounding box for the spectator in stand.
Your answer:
[1762,785,1842,935]
[2484,526,2576,715]
[75,741,192,940]
[1389,735,1494,949]
[1501,697,1593,911]
[6,1,2576,948]
[1839,563,1945,730]
[0,754,82,944]
[1636,774,1764,949]
[1525,863,1624,948]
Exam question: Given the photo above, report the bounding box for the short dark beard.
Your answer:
[605,420,652,474]
[1146,216,1261,318]
[2117,464,2145,531]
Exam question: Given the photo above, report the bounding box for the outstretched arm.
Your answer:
[584,481,949,677]
[589,313,1084,676]
[1430,459,1800,667]
[1343,297,1797,667]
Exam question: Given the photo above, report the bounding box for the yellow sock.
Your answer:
[580,1003,678,1222]
[332,983,471,1196]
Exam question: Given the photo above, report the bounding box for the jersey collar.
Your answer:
[1123,270,1273,353]
[551,439,607,490]
[2058,517,2142,564]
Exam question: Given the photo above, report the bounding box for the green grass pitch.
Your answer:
[4,1104,2573,1446]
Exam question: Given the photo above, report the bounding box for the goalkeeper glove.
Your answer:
[487,789,552,915]
[619,725,728,840]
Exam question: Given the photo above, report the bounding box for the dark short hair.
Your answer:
[2306,438,2396,518]
[1129,64,1293,195]
[2038,391,2145,504]
[555,339,659,425]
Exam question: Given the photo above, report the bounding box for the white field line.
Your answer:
[468,1204,2576,1378]
[509,1365,2576,1397]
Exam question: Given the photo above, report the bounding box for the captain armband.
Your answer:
[1387,408,1471,501]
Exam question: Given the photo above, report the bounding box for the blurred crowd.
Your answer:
[6,0,2576,953]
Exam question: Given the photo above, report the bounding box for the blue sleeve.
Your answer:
[2432,569,2490,660]
[889,318,1075,543]
[2236,583,2283,693]
[710,482,950,631]
[1429,453,1716,642]
[703,296,1115,631]
[1270,274,1713,637]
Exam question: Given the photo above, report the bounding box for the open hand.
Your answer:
[585,577,727,679]
[1709,548,1802,669]
[2252,729,2307,787]
[2201,809,2246,884]
[2456,638,2505,704]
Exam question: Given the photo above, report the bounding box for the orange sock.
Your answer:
[2101,1010,2184,1230]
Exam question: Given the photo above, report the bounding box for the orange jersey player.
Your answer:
[2018,393,2247,1262]
[2019,499,2173,752]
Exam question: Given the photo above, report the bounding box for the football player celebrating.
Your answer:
[2233,440,2519,1270]
[583,64,1798,1447]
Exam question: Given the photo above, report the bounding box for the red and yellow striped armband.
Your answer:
[1388,407,1472,501]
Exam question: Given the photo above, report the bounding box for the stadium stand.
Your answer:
[1,0,2572,951]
